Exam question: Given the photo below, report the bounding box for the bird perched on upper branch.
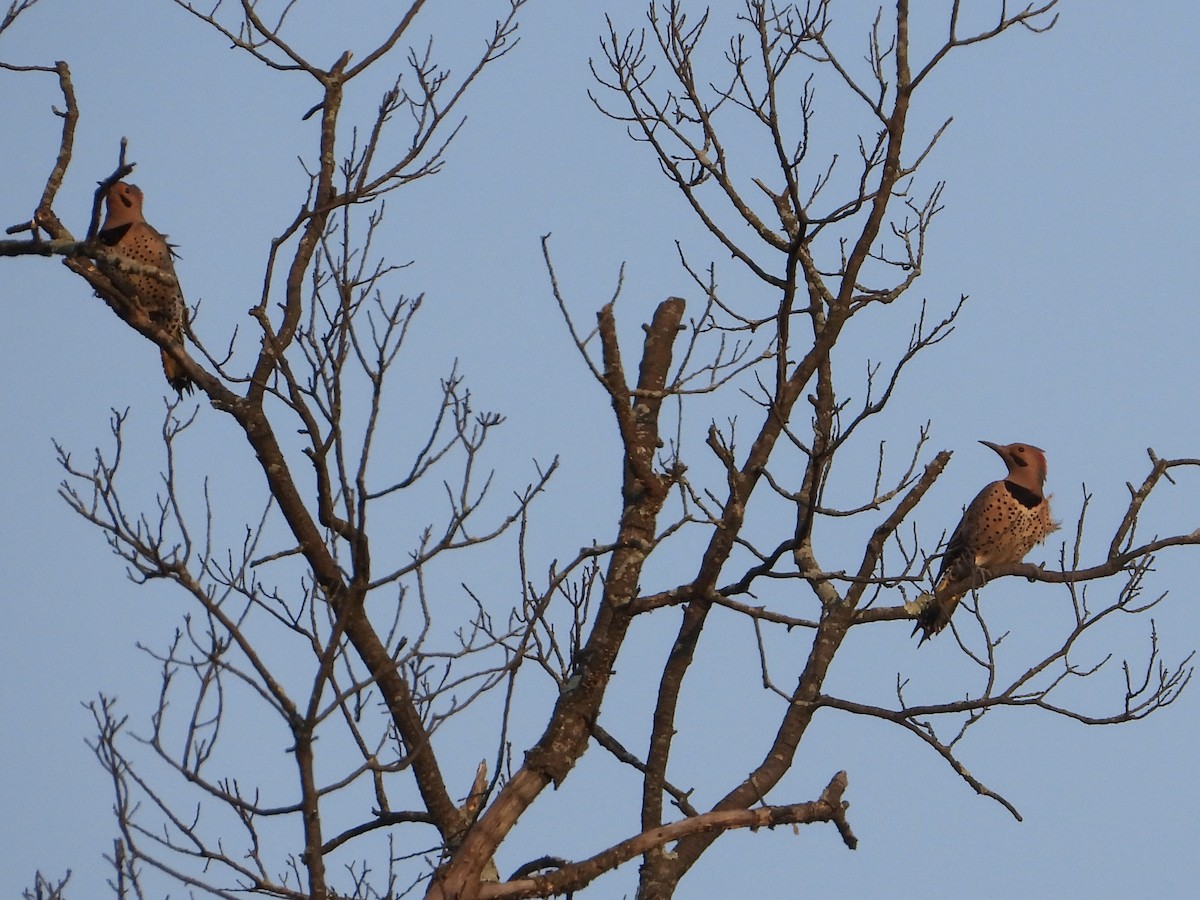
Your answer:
[97,181,193,394]
[913,440,1059,643]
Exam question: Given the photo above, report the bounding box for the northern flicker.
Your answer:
[913,440,1059,643]
[97,181,192,394]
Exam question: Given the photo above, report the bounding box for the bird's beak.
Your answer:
[979,440,1005,459]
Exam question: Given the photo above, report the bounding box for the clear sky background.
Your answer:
[2,2,1199,898]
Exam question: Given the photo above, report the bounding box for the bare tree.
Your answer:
[3,2,1196,898]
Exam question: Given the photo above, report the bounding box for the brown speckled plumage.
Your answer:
[98,182,192,394]
[914,441,1059,643]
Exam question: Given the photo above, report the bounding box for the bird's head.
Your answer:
[980,440,1048,494]
[101,181,145,227]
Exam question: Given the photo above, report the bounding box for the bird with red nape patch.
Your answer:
[913,440,1059,643]
[96,181,193,394]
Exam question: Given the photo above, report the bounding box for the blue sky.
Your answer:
[2,2,1198,897]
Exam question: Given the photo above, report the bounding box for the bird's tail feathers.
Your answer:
[161,349,195,396]
[911,576,963,645]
